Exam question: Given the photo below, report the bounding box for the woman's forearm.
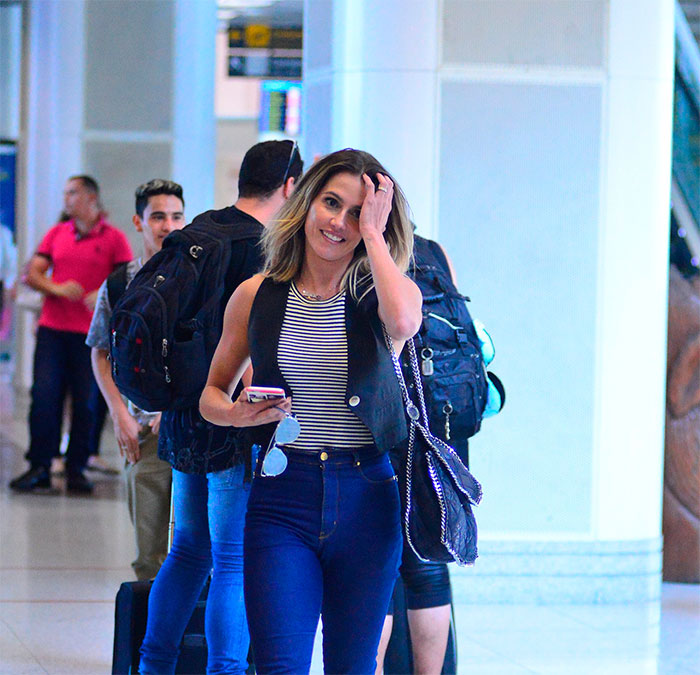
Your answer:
[199,385,237,426]
[364,233,422,340]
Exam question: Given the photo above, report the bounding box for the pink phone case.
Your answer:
[246,386,286,402]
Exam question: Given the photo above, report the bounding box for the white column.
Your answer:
[303,0,674,602]
[172,0,217,219]
[80,0,215,241]
[593,1,674,540]
[15,0,218,393]
[0,3,22,139]
[20,0,85,252]
[303,0,439,234]
[16,0,86,392]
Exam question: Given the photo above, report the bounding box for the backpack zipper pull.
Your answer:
[162,340,171,383]
[443,402,453,440]
[161,339,172,383]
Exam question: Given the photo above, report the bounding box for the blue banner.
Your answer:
[0,142,17,234]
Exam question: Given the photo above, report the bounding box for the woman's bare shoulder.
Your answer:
[224,273,267,322]
[237,273,266,299]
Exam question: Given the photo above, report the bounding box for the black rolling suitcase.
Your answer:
[112,489,209,675]
[112,579,151,674]
[111,578,209,674]
[383,576,457,675]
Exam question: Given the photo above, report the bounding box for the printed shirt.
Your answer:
[86,258,158,426]
[36,218,133,334]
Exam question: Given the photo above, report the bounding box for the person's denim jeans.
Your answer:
[244,446,402,674]
[139,462,252,675]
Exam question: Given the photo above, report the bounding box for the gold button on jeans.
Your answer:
[320,452,328,461]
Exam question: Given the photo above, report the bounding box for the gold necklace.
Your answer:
[297,279,338,301]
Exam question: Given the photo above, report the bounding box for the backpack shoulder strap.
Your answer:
[106,262,129,309]
[421,237,452,279]
[181,218,263,245]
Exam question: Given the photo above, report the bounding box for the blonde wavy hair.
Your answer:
[262,149,414,301]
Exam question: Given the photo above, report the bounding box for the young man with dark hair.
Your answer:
[87,180,187,474]
[138,140,303,675]
[10,174,132,494]
[87,179,185,580]
[133,179,184,222]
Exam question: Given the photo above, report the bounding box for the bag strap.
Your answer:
[106,262,129,309]
[423,238,451,278]
[382,329,430,430]
[190,279,227,328]
[382,328,423,558]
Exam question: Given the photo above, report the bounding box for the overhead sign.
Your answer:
[259,80,302,135]
[227,23,302,79]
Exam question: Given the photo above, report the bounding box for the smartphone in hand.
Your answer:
[246,386,286,403]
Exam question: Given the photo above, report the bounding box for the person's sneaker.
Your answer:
[9,466,52,492]
[66,472,94,494]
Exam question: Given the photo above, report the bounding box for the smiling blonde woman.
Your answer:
[200,149,422,673]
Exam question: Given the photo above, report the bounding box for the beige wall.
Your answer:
[215,30,260,119]
[214,118,259,209]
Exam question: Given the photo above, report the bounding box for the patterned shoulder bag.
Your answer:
[385,330,483,566]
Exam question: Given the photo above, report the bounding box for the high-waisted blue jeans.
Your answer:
[244,446,402,674]
[139,464,252,675]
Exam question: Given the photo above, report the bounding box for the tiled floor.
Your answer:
[1,377,699,674]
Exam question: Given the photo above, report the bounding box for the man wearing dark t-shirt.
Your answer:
[138,140,304,675]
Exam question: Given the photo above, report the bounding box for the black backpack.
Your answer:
[109,210,261,412]
[406,236,502,459]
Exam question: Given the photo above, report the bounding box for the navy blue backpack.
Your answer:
[407,236,504,462]
[109,212,261,411]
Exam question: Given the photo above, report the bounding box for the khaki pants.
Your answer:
[125,428,171,580]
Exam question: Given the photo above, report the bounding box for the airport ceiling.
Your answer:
[218,0,303,26]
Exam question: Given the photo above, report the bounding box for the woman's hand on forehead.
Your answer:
[359,173,394,239]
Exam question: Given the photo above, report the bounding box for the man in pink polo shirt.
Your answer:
[10,175,132,494]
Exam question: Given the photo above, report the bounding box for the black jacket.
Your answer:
[246,277,408,453]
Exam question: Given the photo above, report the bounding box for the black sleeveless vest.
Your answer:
[247,277,408,453]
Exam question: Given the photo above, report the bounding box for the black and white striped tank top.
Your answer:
[277,282,374,450]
